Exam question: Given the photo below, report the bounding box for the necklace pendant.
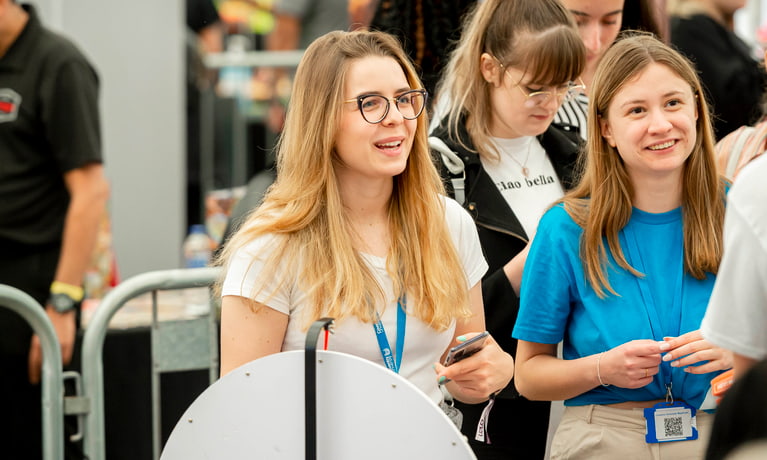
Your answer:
[522,166,529,177]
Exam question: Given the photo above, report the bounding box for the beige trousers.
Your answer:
[550,404,713,460]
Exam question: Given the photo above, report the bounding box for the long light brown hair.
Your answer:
[435,0,585,160]
[216,30,470,329]
[564,33,726,298]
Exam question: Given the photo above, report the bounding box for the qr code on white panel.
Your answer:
[664,416,684,437]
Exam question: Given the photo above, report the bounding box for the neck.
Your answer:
[337,172,393,256]
[630,174,683,214]
[582,68,595,97]
[0,2,28,58]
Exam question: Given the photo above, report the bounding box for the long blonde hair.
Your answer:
[436,0,585,160]
[565,33,726,298]
[217,30,470,330]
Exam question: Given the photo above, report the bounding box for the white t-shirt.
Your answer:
[481,136,564,239]
[222,196,488,404]
[701,154,767,360]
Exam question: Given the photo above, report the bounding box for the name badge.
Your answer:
[644,401,698,443]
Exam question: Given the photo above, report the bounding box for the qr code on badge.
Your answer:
[664,416,684,437]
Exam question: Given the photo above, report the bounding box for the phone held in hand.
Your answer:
[443,331,490,366]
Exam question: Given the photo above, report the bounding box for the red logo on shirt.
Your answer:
[0,88,21,123]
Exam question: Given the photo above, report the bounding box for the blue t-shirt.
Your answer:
[512,204,719,408]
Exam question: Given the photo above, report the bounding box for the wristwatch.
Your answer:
[48,281,84,313]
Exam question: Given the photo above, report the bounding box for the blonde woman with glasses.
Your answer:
[429,0,585,458]
[217,29,513,416]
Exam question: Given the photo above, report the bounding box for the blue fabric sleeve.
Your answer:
[513,204,576,344]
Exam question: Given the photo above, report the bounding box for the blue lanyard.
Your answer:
[373,297,407,373]
[622,225,684,390]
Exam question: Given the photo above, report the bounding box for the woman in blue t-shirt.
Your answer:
[513,33,733,459]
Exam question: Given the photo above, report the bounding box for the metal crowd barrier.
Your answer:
[0,284,64,460]
[80,267,222,460]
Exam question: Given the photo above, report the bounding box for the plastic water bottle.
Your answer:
[182,224,212,315]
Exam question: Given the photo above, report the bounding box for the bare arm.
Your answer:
[502,241,531,296]
[28,163,109,383]
[266,14,301,51]
[515,339,663,401]
[436,282,515,404]
[219,295,289,376]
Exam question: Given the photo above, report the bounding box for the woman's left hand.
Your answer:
[434,333,514,404]
[659,330,733,374]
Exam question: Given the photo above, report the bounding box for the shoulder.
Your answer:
[538,203,581,237]
[442,194,472,224]
[540,202,572,224]
[729,155,767,212]
[228,228,284,262]
[34,26,94,68]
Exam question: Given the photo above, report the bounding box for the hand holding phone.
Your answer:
[443,331,490,366]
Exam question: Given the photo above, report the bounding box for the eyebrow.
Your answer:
[619,90,687,108]
[354,87,413,97]
[569,9,623,18]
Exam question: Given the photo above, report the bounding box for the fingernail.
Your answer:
[670,360,678,367]
[658,342,670,351]
[438,375,447,384]
[662,353,672,362]
[457,335,467,342]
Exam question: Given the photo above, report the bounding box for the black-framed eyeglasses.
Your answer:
[344,89,428,124]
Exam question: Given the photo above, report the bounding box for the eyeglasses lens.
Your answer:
[359,91,425,123]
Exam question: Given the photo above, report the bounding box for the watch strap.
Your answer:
[50,281,84,302]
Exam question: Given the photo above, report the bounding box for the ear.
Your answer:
[480,53,502,87]
[600,116,616,148]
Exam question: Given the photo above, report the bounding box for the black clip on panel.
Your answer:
[304,317,335,460]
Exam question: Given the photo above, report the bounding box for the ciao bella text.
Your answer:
[497,174,555,190]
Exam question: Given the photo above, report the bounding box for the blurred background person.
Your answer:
[365,0,476,108]
[712,49,767,180]
[186,0,224,230]
[264,0,350,134]
[555,0,665,140]
[0,1,109,458]
[669,0,767,139]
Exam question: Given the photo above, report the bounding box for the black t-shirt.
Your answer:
[0,4,102,248]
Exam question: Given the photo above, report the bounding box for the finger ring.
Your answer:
[644,368,649,378]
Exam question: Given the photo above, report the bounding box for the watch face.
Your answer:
[50,293,76,313]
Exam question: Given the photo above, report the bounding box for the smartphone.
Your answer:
[443,331,490,366]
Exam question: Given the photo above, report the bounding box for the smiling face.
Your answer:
[600,62,698,185]
[560,0,624,87]
[334,55,418,185]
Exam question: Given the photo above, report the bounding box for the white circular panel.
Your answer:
[161,350,476,460]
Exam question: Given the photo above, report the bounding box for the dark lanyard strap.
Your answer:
[373,297,407,373]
